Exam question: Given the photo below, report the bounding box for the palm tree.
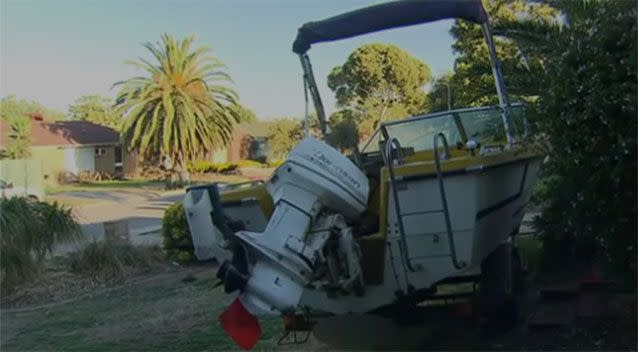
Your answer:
[113,34,241,171]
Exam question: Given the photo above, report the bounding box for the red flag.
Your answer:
[219,297,262,350]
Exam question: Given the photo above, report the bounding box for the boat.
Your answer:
[183,1,542,349]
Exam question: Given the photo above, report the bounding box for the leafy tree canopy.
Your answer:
[266,118,302,160]
[0,95,65,122]
[266,118,311,160]
[450,0,559,107]
[327,43,432,139]
[327,109,360,151]
[0,117,31,159]
[426,72,455,113]
[68,95,121,131]
[234,104,257,123]
[0,96,55,159]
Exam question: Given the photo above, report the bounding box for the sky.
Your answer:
[0,0,457,119]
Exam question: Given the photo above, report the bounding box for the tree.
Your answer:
[1,117,32,159]
[113,34,242,170]
[507,1,635,284]
[449,0,558,107]
[445,1,636,285]
[68,95,121,130]
[0,95,66,122]
[427,72,456,113]
[326,109,360,151]
[234,104,257,123]
[0,96,33,159]
[327,43,432,139]
[467,1,636,283]
[266,113,360,157]
[266,118,304,160]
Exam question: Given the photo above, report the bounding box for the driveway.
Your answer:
[48,189,183,253]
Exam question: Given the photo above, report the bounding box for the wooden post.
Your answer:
[104,219,130,244]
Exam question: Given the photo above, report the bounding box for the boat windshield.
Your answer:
[361,104,527,154]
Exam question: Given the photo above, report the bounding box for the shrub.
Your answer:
[187,160,238,174]
[214,162,238,174]
[237,159,265,168]
[268,159,284,168]
[161,202,194,263]
[68,241,164,281]
[530,175,558,206]
[530,2,636,285]
[0,197,81,291]
[187,160,216,174]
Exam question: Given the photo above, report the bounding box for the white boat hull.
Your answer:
[299,156,542,314]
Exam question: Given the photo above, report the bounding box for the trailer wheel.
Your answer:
[478,242,524,329]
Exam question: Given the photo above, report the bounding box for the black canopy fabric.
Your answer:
[293,0,487,54]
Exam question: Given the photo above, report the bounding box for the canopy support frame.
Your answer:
[482,22,514,147]
[299,54,328,139]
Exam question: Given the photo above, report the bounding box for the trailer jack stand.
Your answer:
[277,314,315,346]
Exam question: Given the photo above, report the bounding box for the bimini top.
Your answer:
[293,0,488,54]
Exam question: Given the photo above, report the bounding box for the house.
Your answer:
[1,116,275,180]
[220,121,272,163]
[0,114,134,181]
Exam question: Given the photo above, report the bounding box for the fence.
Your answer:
[0,159,44,197]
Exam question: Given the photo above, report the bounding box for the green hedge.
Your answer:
[161,202,194,263]
[236,159,265,168]
[186,160,238,174]
[267,159,284,168]
[530,2,636,286]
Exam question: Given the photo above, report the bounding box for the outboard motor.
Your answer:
[185,137,369,348]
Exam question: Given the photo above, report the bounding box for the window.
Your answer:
[384,113,461,153]
[361,112,462,154]
[95,147,107,156]
[457,105,526,144]
[360,104,528,154]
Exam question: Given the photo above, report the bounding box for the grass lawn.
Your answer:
[1,268,282,351]
[2,237,633,351]
[515,234,543,279]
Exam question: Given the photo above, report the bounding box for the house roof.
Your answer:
[1,119,120,147]
[236,121,273,138]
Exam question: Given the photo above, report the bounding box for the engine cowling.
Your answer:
[269,136,370,220]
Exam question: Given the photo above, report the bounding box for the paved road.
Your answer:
[49,189,183,254]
